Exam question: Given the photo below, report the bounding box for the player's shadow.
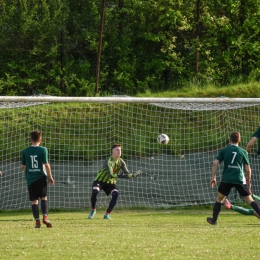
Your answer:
[0,219,31,222]
[246,223,260,227]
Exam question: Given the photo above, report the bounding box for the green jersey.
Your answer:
[21,145,48,186]
[216,144,250,185]
[252,126,260,155]
[94,156,130,184]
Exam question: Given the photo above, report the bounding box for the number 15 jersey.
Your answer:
[21,145,48,186]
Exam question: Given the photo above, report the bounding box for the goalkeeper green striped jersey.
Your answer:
[94,156,130,184]
[252,126,260,155]
[216,144,250,185]
[21,145,48,186]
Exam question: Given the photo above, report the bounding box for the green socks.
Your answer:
[230,194,260,216]
[231,205,254,215]
[252,194,260,202]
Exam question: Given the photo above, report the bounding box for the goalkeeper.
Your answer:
[88,144,141,220]
[225,194,260,219]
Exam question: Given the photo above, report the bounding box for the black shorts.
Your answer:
[218,181,251,197]
[92,181,117,196]
[28,175,47,201]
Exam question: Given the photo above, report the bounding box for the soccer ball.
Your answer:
[157,134,169,145]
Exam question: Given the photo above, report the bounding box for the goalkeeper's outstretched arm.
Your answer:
[118,170,141,179]
[118,159,141,179]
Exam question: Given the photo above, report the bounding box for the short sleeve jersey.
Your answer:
[216,144,250,185]
[94,156,130,184]
[21,145,48,186]
[252,127,260,155]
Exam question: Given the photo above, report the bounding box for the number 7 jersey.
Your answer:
[216,144,250,185]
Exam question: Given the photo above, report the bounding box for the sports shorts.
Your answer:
[92,181,117,196]
[218,181,251,197]
[28,175,47,201]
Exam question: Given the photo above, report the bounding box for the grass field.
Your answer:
[0,209,259,260]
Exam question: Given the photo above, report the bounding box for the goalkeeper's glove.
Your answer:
[129,170,141,178]
[134,170,141,177]
[132,170,141,178]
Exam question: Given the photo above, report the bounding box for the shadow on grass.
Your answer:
[0,205,214,214]
[0,219,31,222]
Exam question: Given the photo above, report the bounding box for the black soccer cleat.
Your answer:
[35,220,41,228]
[207,217,217,225]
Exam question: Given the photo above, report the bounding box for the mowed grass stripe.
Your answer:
[0,210,259,260]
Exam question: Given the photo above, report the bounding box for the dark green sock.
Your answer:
[232,205,254,215]
[250,201,260,217]
[41,200,48,216]
[213,201,221,221]
[32,204,40,220]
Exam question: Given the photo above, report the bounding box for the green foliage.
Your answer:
[0,0,260,95]
[137,80,260,98]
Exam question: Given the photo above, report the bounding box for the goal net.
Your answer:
[0,96,260,210]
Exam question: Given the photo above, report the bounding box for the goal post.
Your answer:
[0,96,260,210]
[1,96,260,103]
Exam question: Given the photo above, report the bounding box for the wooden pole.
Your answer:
[195,0,200,74]
[60,30,65,92]
[95,0,106,94]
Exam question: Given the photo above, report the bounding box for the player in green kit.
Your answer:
[88,144,141,220]
[224,195,260,219]
[207,131,260,225]
[222,126,260,219]
[21,130,54,228]
[246,126,260,155]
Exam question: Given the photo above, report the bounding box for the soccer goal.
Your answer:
[0,96,260,210]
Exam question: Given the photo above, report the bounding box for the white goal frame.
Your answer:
[1,96,260,103]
